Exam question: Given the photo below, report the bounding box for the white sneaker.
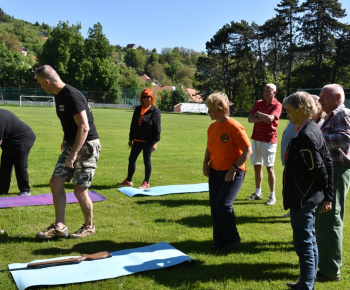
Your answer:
[246,193,262,201]
[265,196,276,205]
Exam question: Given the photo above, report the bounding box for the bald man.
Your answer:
[316,84,350,282]
[35,65,101,240]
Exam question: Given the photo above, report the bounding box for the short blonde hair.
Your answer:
[205,92,232,114]
[282,91,317,118]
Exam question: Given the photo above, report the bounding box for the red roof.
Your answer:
[185,88,203,103]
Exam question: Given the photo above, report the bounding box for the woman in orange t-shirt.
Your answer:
[203,92,252,252]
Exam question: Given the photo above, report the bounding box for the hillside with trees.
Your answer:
[1,0,350,111]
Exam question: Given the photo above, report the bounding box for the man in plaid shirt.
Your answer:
[316,84,350,282]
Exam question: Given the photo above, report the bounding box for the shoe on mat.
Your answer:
[70,224,96,239]
[139,181,150,189]
[280,211,291,218]
[19,191,30,196]
[117,179,133,186]
[246,193,262,201]
[265,196,276,205]
[316,271,340,282]
[36,223,68,240]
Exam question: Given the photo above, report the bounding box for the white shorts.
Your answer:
[250,140,277,167]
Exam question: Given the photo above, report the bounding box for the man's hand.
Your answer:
[65,154,76,168]
[152,142,157,152]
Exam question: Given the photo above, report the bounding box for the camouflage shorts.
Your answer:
[53,139,101,187]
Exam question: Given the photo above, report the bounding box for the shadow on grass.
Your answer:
[139,260,298,288]
[31,183,117,191]
[154,214,289,231]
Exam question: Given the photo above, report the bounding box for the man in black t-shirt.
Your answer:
[35,65,101,240]
[0,109,36,196]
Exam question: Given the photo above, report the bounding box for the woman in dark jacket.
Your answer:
[283,91,333,290]
[117,88,161,189]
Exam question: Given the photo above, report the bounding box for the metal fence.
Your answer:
[0,87,142,107]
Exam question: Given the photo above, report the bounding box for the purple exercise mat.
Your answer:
[0,190,106,209]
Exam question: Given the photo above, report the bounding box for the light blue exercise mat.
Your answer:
[118,183,209,197]
[9,242,194,290]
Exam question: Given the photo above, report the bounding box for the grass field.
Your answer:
[0,106,349,289]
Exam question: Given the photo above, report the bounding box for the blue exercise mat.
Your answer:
[118,183,209,197]
[9,242,193,290]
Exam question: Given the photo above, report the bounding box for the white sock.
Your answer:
[255,188,261,195]
[270,192,275,198]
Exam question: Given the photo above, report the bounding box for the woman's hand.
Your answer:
[225,167,237,182]
[203,162,210,177]
[320,201,332,213]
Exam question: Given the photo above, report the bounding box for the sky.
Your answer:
[2,0,350,53]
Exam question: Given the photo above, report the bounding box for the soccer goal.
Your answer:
[19,95,55,107]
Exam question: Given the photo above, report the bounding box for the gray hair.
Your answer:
[283,91,317,118]
[35,65,60,83]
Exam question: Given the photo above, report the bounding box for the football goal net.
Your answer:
[19,95,55,107]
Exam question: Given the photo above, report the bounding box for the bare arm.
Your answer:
[65,110,90,168]
[225,146,252,182]
[249,111,275,124]
[203,147,211,177]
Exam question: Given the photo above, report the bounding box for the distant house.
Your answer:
[21,47,27,56]
[184,88,203,103]
[141,74,151,82]
[152,86,203,105]
[126,44,136,49]
[152,86,176,100]
[141,74,160,86]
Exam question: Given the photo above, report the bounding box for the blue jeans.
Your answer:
[209,168,245,247]
[290,206,317,290]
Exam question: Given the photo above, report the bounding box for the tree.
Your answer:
[299,0,346,87]
[39,21,85,79]
[84,23,119,96]
[124,48,146,74]
[172,88,188,105]
[84,23,114,59]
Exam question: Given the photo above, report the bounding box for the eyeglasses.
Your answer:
[142,95,151,99]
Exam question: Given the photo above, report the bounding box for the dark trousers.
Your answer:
[0,143,34,194]
[209,167,245,247]
[127,141,153,182]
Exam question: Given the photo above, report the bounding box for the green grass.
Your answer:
[0,106,349,289]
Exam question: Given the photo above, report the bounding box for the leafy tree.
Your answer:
[124,48,146,74]
[39,21,85,79]
[299,0,346,87]
[84,22,114,58]
[0,31,20,51]
[172,88,188,104]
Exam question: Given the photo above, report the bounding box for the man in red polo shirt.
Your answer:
[246,84,282,205]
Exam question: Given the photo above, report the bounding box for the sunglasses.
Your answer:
[142,95,151,99]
